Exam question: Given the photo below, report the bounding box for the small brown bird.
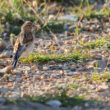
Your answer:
[12,21,36,68]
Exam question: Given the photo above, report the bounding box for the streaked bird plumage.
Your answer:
[12,21,36,68]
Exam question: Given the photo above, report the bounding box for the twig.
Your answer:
[30,6,60,42]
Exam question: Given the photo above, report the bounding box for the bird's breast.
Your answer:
[20,42,34,58]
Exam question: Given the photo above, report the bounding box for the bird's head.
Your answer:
[21,21,36,32]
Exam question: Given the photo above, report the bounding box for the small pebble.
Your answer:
[46,100,61,107]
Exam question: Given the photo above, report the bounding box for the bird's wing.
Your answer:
[14,43,26,60]
[12,33,26,68]
[13,33,24,53]
[12,43,26,68]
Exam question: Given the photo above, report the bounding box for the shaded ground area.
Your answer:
[0,0,110,110]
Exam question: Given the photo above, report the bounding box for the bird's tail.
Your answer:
[12,59,18,68]
[12,52,19,68]
[12,44,26,68]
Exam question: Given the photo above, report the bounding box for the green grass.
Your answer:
[92,71,110,82]
[80,37,107,49]
[69,84,78,89]
[20,51,92,64]
[83,40,104,49]
[69,3,110,19]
